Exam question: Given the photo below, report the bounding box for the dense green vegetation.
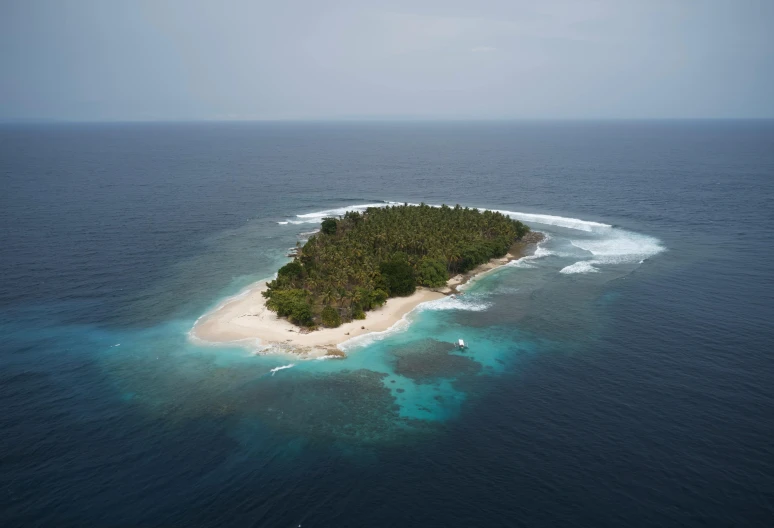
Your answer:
[263,204,530,328]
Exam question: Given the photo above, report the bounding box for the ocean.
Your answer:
[1,121,773,527]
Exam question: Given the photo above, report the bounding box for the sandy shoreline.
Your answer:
[190,234,543,358]
[191,281,445,358]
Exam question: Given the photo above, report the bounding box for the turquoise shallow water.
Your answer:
[90,205,663,443]
[2,121,773,526]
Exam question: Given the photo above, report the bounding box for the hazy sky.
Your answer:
[1,0,772,120]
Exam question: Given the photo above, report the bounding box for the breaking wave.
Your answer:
[569,230,664,264]
[278,202,404,225]
[560,261,600,274]
[563,229,665,273]
[417,294,491,312]
[507,243,554,269]
[493,210,611,232]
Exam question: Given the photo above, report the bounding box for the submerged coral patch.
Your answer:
[238,369,438,443]
[390,339,482,383]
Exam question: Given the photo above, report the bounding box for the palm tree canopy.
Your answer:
[264,204,530,327]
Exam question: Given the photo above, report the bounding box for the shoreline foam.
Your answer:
[190,233,545,358]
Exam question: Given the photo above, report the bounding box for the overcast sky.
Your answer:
[1,0,772,121]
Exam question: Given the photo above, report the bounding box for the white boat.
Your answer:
[458,339,466,349]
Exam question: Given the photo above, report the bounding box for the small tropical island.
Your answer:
[192,204,542,357]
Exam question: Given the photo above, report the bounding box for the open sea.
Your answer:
[1,121,773,527]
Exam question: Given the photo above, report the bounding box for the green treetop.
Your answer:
[263,204,530,328]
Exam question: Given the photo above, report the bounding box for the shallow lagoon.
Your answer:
[90,205,664,445]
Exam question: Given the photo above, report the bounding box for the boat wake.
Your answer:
[269,363,295,375]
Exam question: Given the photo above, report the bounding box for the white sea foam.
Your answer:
[417,295,491,312]
[277,221,289,225]
[506,236,554,269]
[281,202,408,225]
[532,245,554,258]
[570,229,664,265]
[493,210,611,232]
[556,227,663,274]
[519,245,554,262]
[560,261,600,274]
[283,203,613,233]
[339,314,413,352]
[270,363,295,375]
[295,203,394,219]
[339,289,491,353]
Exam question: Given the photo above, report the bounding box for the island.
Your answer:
[192,204,543,358]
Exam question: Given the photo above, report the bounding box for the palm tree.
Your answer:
[265,204,529,324]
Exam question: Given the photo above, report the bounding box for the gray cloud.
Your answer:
[1,0,772,120]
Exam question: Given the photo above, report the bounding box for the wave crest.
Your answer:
[418,295,491,312]
[493,210,610,232]
[279,202,406,225]
[560,261,600,274]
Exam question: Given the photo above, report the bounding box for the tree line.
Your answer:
[263,204,530,328]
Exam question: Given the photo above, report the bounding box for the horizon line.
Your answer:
[2,116,774,125]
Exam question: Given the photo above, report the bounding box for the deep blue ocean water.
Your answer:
[1,121,773,527]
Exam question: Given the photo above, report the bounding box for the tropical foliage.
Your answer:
[263,204,530,327]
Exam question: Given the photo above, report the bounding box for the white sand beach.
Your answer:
[191,238,541,358]
[191,280,445,357]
